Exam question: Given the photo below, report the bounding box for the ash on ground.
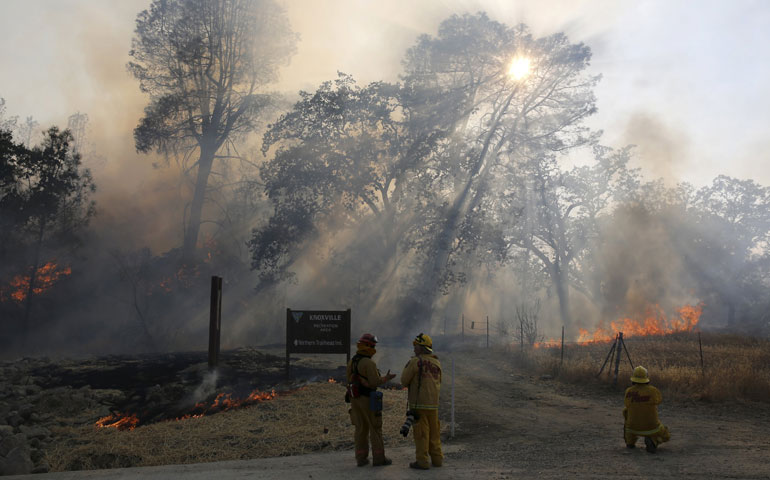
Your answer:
[0,347,346,475]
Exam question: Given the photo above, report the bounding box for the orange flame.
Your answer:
[176,388,280,421]
[534,303,703,348]
[174,413,204,421]
[89,377,331,433]
[199,235,220,264]
[577,303,702,343]
[2,262,72,303]
[534,339,561,349]
[327,378,337,383]
[94,387,283,430]
[95,412,139,431]
[174,264,200,288]
[158,277,173,293]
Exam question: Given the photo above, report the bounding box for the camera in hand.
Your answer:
[400,410,419,437]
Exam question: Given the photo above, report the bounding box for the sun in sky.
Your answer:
[508,56,531,80]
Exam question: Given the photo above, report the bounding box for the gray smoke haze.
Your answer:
[622,112,691,185]
[2,1,769,359]
[596,205,697,323]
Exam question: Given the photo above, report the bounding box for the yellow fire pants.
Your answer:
[413,409,443,468]
[350,396,386,463]
[624,423,671,447]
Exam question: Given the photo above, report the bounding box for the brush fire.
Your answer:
[95,387,282,431]
[0,261,72,303]
[535,303,703,348]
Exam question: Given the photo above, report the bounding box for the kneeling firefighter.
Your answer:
[346,333,396,467]
[623,366,671,453]
[400,333,443,470]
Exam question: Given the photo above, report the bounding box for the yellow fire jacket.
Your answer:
[346,355,385,394]
[623,384,663,434]
[401,354,441,410]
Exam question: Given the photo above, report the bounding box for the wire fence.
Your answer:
[436,315,770,369]
[434,314,770,401]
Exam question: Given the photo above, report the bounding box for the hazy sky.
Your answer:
[1,0,769,188]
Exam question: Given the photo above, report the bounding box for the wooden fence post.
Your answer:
[451,356,455,438]
[208,276,223,369]
[698,330,704,373]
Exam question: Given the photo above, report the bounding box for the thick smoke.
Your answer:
[594,204,698,324]
[622,112,691,184]
[2,2,768,360]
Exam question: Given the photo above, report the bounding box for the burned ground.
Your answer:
[0,347,353,474]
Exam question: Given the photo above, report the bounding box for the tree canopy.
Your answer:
[129,0,297,261]
[0,126,96,344]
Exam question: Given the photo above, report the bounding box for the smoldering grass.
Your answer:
[44,382,414,472]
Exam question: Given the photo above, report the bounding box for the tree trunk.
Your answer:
[417,93,519,324]
[182,145,216,263]
[22,219,46,348]
[554,268,573,335]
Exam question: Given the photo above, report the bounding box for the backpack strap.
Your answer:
[351,354,373,396]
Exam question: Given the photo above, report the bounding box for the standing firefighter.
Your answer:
[400,333,443,470]
[623,366,671,453]
[346,333,396,467]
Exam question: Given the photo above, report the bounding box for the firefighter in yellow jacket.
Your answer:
[623,366,671,453]
[400,333,443,470]
[346,333,396,467]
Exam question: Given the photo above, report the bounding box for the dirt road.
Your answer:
[443,348,770,479]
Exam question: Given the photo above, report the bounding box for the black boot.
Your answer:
[644,436,657,453]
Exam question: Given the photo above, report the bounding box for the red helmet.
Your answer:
[357,333,378,347]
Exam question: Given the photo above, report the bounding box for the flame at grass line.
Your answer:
[95,387,282,431]
[535,303,703,348]
[0,261,72,303]
[578,303,703,343]
[208,389,278,411]
[95,412,139,431]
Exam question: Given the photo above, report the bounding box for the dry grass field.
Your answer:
[44,382,413,472]
[526,331,770,402]
[30,331,770,474]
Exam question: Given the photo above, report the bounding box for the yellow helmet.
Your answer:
[631,366,650,383]
[413,333,433,352]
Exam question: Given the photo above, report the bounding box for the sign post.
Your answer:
[286,308,351,377]
[208,276,223,369]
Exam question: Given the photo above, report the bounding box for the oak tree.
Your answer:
[129,0,296,262]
